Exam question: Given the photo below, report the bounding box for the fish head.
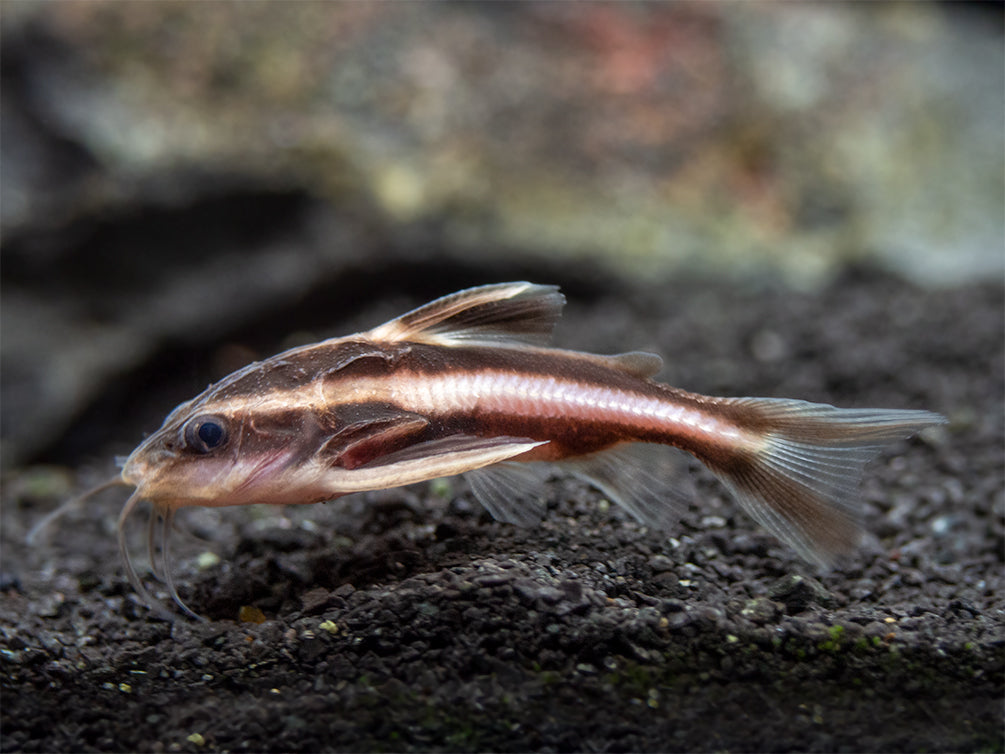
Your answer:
[121,395,332,509]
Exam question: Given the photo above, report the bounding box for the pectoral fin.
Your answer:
[322,435,548,494]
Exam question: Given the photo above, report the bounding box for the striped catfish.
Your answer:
[86,282,942,618]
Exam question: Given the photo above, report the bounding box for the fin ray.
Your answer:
[710,398,945,566]
[563,443,693,530]
[324,435,547,494]
[465,462,549,526]
[367,282,565,346]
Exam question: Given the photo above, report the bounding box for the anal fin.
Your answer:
[562,443,693,531]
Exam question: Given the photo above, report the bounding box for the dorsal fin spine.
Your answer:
[367,282,566,347]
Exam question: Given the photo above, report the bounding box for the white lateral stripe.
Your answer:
[191,369,745,444]
[388,371,745,441]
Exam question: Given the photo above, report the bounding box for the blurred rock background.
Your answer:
[2,1,1002,470]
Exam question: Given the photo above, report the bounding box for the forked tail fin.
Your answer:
[707,398,946,567]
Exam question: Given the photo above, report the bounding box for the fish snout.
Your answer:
[120,446,173,487]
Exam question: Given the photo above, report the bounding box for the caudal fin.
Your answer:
[708,398,945,567]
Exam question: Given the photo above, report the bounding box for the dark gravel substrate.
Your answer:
[1,268,1002,753]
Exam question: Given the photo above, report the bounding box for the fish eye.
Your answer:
[183,415,229,454]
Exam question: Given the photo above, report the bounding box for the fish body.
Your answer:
[115,282,944,618]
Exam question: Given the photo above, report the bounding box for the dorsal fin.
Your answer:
[367,282,566,346]
[594,351,664,378]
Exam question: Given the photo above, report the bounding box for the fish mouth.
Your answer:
[231,448,298,499]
